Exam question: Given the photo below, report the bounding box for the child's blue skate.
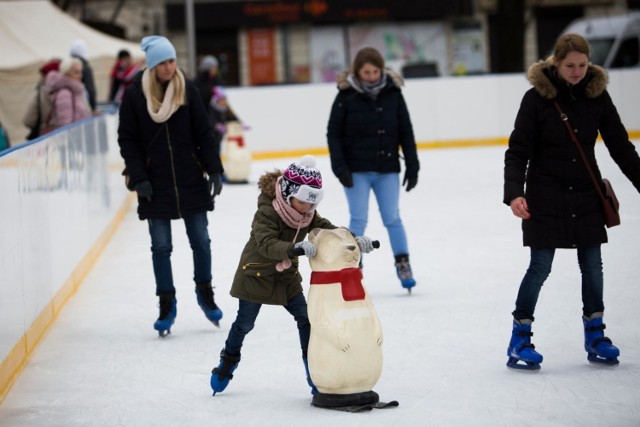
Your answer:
[583,313,619,366]
[506,319,543,371]
[210,349,240,395]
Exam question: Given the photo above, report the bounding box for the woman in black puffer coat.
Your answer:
[503,33,640,371]
[118,36,225,337]
[327,47,420,292]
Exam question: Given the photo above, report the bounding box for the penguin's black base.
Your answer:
[312,390,379,408]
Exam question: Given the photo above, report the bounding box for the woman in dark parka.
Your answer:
[503,33,640,370]
[327,47,420,292]
[118,36,224,337]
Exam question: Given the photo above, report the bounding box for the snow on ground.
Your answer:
[1,144,640,426]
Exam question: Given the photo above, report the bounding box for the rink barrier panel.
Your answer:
[0,112,131,404]
[225,69,640,158]
[1,70,639,404]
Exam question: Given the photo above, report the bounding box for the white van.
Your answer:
[561,12,640,68]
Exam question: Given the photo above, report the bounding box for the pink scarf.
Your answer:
[272,177,315,229]
[272,177,315,271]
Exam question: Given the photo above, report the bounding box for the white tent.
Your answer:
[0,0,144,144]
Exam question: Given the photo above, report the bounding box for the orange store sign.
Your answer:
[248,28,276,85]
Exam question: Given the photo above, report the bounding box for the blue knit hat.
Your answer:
[141,36,176,70]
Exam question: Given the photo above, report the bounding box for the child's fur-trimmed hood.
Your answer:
[258,169,282,199]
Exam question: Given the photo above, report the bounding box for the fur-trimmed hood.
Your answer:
[258,169,282,199]
[336,67,404,92]
[527,56,608,99]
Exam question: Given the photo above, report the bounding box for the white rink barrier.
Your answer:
[0,112,130,403]
[225,69,640,158]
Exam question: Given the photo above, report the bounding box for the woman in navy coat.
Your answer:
[327,47,420,291]
[503,33,640,370]
[118,36,224,337]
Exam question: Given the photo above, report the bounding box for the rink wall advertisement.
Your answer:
[1,69,639,403]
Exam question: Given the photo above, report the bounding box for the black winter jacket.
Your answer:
[327,70,419,178]
[118,70,224,220]
[504,58,640,248]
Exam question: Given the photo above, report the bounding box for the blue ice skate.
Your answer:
[195,282,223,327]
[583,313,619,366]
[154,294,177,337]
[394,254,416,292]
[210,349,240,395]
[506,319,543,371]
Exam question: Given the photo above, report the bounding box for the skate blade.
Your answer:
[158,329,171,338]
[507,358,541,372]
[587,354,619,367]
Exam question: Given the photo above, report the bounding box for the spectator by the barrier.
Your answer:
[22,58,61,140]
[326,46,420,292]
[195,55,223,110]
[109,49,140,104]
[195,55,226,133]
[70,38,97,112]
[209,86,242,144]
[117,36,225,337]
[43,57,91,132]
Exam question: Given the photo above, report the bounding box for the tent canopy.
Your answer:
[0,0,145,143]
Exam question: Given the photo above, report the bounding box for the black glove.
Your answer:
[134,180,153,202]
[338,171,353,188]
[209,173,223,198]
[402,172,418,192]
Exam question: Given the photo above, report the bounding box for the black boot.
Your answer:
[195,282,223,326]
[153,292,176,337]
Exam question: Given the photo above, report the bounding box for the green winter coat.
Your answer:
[229,170,337,305]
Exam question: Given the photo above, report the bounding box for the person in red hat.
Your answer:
[22,58,61,140]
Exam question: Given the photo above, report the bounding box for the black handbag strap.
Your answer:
[552,100,608,203]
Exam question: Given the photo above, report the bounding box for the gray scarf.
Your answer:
[346,70,388,99]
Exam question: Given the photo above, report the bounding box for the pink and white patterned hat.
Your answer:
[280,155,324,204]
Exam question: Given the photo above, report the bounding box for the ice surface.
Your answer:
[1,145,639,426]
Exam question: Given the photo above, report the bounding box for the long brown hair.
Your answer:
[553,33,591,62]
[352,47,385,74]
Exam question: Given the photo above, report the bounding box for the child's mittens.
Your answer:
[288,241,317,258]
[355,236,374,253]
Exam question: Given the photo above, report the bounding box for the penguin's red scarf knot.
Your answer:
[310,267,365,301]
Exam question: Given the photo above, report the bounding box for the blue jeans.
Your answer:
[224,292,310,358]
[344,172,408,256]
[513,245,604,320]
[148,211,212,295]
